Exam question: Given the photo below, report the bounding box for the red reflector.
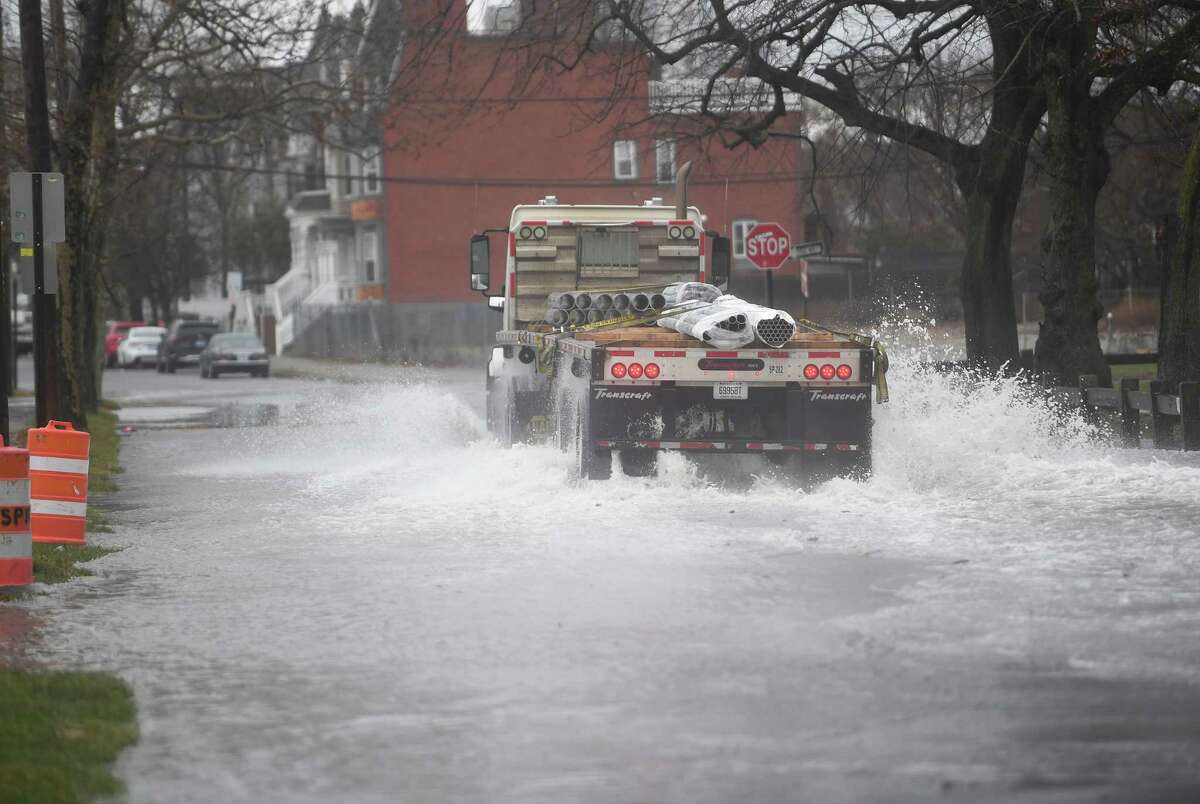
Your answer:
[758,351,790,358]
[523,220,547,226]
[803,364,819,380]
[654,350,686,357]
[507,273,516,298]
[610,362,627,379]
[608,350,635,357]
[508,233,516,257]
[627,362,644,379]
[699,234,706,255]
[643,362,660,379]
[706,351,738,358]
[633,220,655,226]
[809,351,841,358]
[820,364,835,380]
[836,364,852,380]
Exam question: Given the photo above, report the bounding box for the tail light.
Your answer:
[803,364,819,380]
[627,362,644,379]
[836,364,852,380]
[643,362,660,379]
[820,364,835,380]
[610,362,627,379]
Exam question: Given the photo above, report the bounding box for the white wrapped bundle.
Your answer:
[657,301,756,350]
[710,295,796,347]
[662,282,723,306]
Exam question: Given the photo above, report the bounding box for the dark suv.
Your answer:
[156,320,221,373]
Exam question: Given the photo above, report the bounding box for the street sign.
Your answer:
[9,173,66,245]
[745,222,791,271]
[791,240,824,259]
[18,243,58,294]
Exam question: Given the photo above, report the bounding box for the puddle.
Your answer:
[116,404,278,430]
[117,406,213,423]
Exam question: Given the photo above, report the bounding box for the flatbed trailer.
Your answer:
[488,325,874,481]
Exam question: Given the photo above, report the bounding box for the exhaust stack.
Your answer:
[674,160,694,220]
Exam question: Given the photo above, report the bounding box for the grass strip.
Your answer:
[1,404,137,803]
[0,670,138,804]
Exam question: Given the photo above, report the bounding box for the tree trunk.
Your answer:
[956,127,1033,371]
[54,0,124,424]
[1158,123,1200,386]
[1034,25,1112,385]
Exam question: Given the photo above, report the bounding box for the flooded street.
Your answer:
[9,356,1200,802]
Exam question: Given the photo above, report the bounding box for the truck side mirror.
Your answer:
[469,234,490,292]
[709,234,731,288]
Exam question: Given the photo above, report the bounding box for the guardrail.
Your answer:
[1046,376,1199,451]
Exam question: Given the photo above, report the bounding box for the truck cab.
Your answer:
[472,197,720,330]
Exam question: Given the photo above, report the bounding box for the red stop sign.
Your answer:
[745,222,792,270]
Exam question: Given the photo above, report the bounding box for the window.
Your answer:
[363,155,380,193]
[732,219,758,259]
[342,154,355,195]
[360,226,378,283]
[655,139,675,183]
[613,140,638,180]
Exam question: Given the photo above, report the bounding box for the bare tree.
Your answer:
[546,0,1046,371]
[1159,117,1200,386]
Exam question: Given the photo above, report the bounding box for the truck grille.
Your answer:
[578,228,639,278]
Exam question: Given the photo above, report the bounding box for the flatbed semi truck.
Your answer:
[469,170,880,482]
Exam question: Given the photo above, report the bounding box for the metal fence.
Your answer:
[1047,376,1199,451]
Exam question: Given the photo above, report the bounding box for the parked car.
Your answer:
[156,319,220,373]
[116,326,166,368]
[105,320,146,367]
[199,333,270,379]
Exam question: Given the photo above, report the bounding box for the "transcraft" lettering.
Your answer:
[808,390,868,402]
[595,389,654,401]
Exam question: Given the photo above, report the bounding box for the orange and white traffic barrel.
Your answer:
[0,439,32,587]
[28,421,90,545]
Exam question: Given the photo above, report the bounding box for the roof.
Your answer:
[290,191,332,213]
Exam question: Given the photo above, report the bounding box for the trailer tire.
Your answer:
[574,407,610,480]
[618,450,657,477]
[489,381,518,448]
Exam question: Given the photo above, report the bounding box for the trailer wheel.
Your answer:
[618,450,657,477]
[489,381,518,448]
[574,407,610,480]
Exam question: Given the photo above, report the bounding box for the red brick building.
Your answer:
[385,2,811,306]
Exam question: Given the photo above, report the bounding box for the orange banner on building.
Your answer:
[351,199,382,221]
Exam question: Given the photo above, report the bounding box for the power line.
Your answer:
[118,156,917,188]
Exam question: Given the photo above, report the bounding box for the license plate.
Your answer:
[713,382,748,400]
[195,339,206,347]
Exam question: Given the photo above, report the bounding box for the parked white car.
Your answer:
[117,326,167,368]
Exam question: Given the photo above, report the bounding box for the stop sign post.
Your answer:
[745,222,791,306]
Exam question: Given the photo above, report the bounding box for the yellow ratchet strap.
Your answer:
[796,318,889,404]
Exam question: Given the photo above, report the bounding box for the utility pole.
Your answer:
[0,8,9,445]
[19,0,59,427]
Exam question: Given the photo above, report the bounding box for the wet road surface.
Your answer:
[7,356,1200,802]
